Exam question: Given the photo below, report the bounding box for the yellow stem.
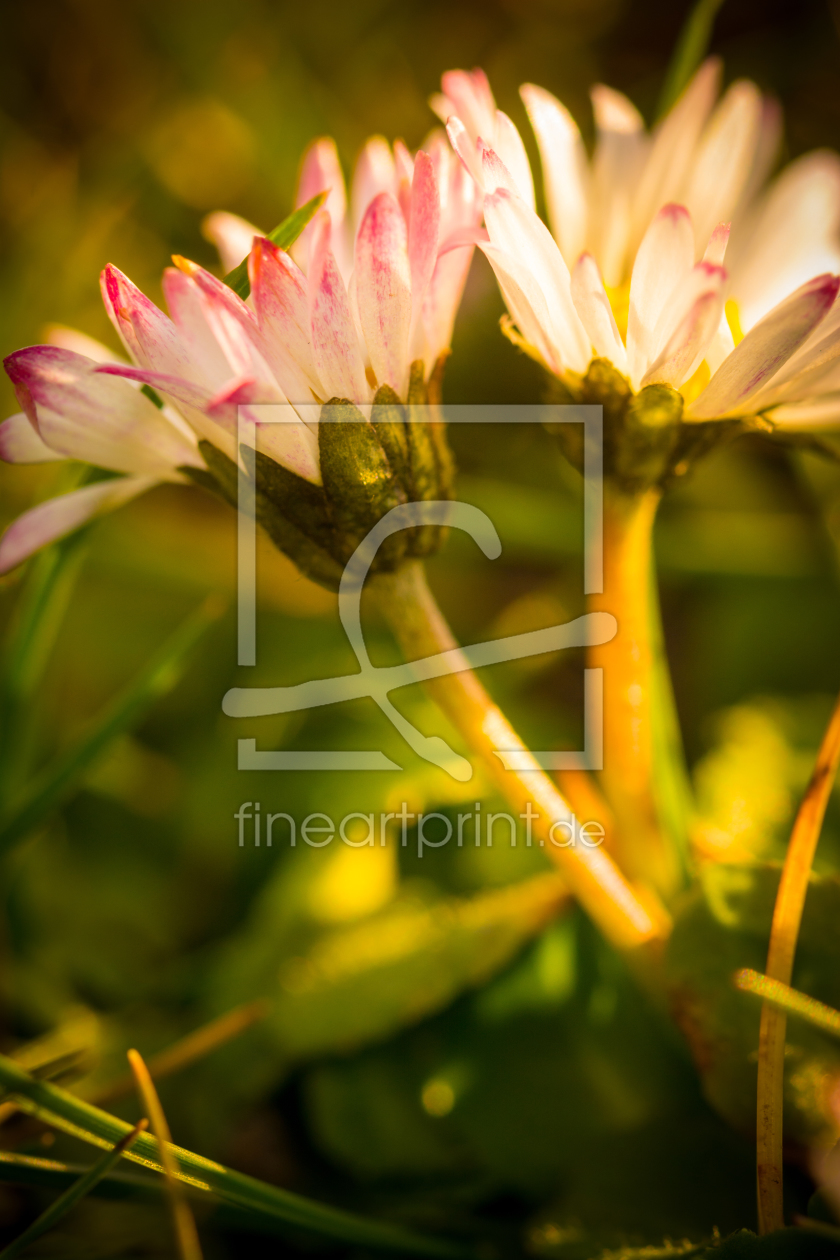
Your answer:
[128,1049,204,1260]
[756,687,840,1234]
[587,487,682,899]
[373,561,670,955]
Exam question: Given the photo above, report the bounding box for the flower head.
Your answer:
[439,60,840,446]
[1,132,473,578]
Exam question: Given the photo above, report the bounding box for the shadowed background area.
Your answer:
[2,1,840,1254]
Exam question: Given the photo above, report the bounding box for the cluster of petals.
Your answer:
[0,132,478,574]
[440,63,840,424]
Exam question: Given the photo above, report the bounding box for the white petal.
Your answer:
[631,58,721,250]
[728,151,840,329]
[687,273,840,419]
[0,412,63,463]
[478,242,560,373]
[493,110,535,208]
[202,211,261,273]
[520,83,589,268]
[0,477,156,575]
[682,80,763,251]
[626,204,695,387]
[570,253,627,372]
[245,403,322,484]
[589,86,648,286]
[768,394,840,427]
[44,325,125,364]
[484,187,591,372]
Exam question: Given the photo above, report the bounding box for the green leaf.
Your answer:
[223,190,327,299]
[269,873,570,1061]
[0,596,224,858]
[657,0,727,120]
[0,1122,145,1259]
[0,530,89,806]
[0,1053,468,1257]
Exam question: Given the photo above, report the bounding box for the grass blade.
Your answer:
[128,1049,203,1260]
[0,529,89,806]
[657,0,726,119]
[0,1120,146,1259]
[736,969,840,1040]
[0,595,225,859]
[756,687,840,1233]
[223,191,327,299]
[0,1052,468,1257]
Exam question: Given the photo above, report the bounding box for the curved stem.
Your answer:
[587,486,688,900]
[372,561,670,955]
[756,686,840,1234]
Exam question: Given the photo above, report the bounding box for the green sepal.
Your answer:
[187,440,241,507]
[239,445,335,554]
[187,441,343,590]
[319,400,407,569]
[223,190,327,300]
[371,384,411,494]
[404,360,450,555]
[614,384,683,490]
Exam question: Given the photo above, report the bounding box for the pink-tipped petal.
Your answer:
[446,116,483,188]
[687,273,840,419]
[5,347,202,475]
[101,264,191,377]
[202,211,261,273]
[0,476,155,575]
[249,237,321,404]
[351,137,397,233]
[408,151,441,305]
[626,204,695,387]
[520,83,589,268]
[440,69,497,144]
[570,253,627,372]
[0,412,63,464]
[293,137,350,277]
[479,141,519,196]
[309,213,369,402]
[642,290,725,388]
[703,223,730,266]
[355,192,412,396]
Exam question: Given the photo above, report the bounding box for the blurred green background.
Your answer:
[3,0,840,1254]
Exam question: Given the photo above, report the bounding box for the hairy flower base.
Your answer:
[545,355,773,493]
[188,364,454,591]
